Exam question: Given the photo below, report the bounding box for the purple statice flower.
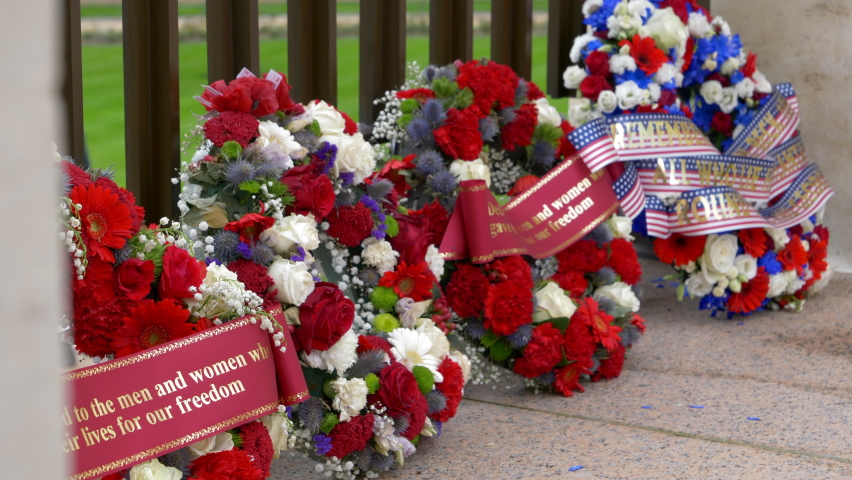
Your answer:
[205,257,222,266]
[314,141,338,175]
[236,241,253,260]
[313,434,333,455]
[360,195,381,213]
[290,245,307,263]
[407,117,432,143]
[433,420,443,437]
[428,171,457,196]
[312,275,322,282]
[415,150,444,177]
[285,406,293,418]
[339,172,355,186]
[479,116,499,142]
[421,99,447,126]
[225,159,256,187]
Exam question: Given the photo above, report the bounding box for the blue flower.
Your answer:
[583,0,620,30]
[715,34,743,65]
[758,251,783,275]
[616,69,654,89]
[699,294,728,317]
[731,71,745,85]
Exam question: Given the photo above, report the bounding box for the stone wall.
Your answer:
[712,0,852,271]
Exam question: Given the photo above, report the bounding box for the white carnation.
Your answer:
[448,349,471,384]
[303,329,358,374]
[425,244,445,278]
[362,239,399,274]
[687,11,712,38]
[609,54,637,75]
[570,34,597,63]
[607,11,643,39]
[335,132,377,184]
[330,377,369,422]
[257,120,304,158]
[712,15,731,36]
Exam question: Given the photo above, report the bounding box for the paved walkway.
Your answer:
[271,260,852,479]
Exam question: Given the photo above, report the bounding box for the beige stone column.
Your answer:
[0,0,66,478]
[711,0,852,271]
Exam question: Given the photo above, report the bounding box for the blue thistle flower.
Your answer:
[367,178,394,201]
[293,130,318,151]
[253,159,285,179]
[536,372,555,385]
[421,99,447,126]
[428,171,457,196]
[345,350,387,378]
[335,189,356,207]
[250,242,275,266]
[112,244,133,266]
[159,448,193,477]
[593,294,617,316]
[479,117,499,142]
[592,266,617,286]
[415,150,444,177]
[620,325,641,348]
[351,447,374,471]
[507,323,533,349]
[433,419,443,437]
[434,67,456,83]
[499,107,516,124]
[465,319,487,340]
[531,139,556,169]
[426,390,447,414]
[393,416,410,436]
[407,117,433,143]
[422,65,438,82]
[588,223,613,246]
[298,397,325,433]
[357,267,381,287]
[370,451,396,471]
[515,79,529,100]
[225,160,256,187]
[61,171,72,195]
[212,230,241,263]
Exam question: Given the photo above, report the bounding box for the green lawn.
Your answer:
[82,35,566,186]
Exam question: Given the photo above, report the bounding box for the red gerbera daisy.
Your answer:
[378,261,435,301]
[620,34,668,75]
[111,299,195,357]
[778,235,808,275]
[727,267,770,314]
[653,233,706,267]
[70,184,133,263]
[573,298,622,353]
[738,228,768,258]
[553,362,590,397]
[808,238,829,279]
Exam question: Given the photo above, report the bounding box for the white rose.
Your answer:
[563,65,588,90]
[449,159,491,187]
[267,259,315,306]
[568,97,594,127]
[534,282,578,319]
[191,145,210,163]
[685,272,714,297]
[699,80,723,104]
[448,349,472,384]
[734,254,758,281]
[425,244,445,279]
[303,329,358,374]
[752,71,772,94]
[736,78,756,99]
[654,63,677,86]
[687,11,712,38]
[616,81,643,110]
[534,97,562,127]
[699,234,739,282]
[330,377,369,422]
[766,273,789,298]
[129,459,183,480]
[765,227,790,249]
[261,414,290,458]
[570,33,597,63]
[607,215,634,240]
[260,214,320,255]
[595,281,641,312]
[335,133,377,185]
[597,90,619,114]
[609,53,637,75]
[646,7,689,50]
[305,100,346,140]
[416,319,451,360]
[718,86,739,114]
[257,120,304,158]
[187,432,235,458]
[362,239,399,274]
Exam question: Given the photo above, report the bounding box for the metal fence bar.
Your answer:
[62,0,85,165]
[206,0,260,82]
[359,0,406,128]
[429,0,473,66]
[547,0,584,99]
[491,0,533,80]
[122,0,180,221]
[288,0,337,105]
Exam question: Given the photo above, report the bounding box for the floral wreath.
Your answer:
[179,68,469,479]
[562,0,832,317]
[370,59,646,397]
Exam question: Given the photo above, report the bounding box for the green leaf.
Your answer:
[432,77,458,99]
[399,98,420,115]
[320,413,339,434]
[302,367,335,399]
[543,316,571,334]
[239,180,261,194]
[488,338,513,362]
[676,284,686,301]
[480,331,499,348]
[309,119,323,137]
[452,87,474,109]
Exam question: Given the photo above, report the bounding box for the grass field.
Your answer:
[82,35,566,186]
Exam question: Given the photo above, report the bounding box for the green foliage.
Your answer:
[488,338,513,362]
[266,180,295,206]
[480,331,499,348]
[220,140,243,159]
[365,373,380,394]
[373,313,401,333]
[370,286,400,311]
[452,87,474,109]
[319,413,339,434]
[308,119,323,137]
[239,180,261,194]
[230,430,245,448]
[302,367,335,398]
[322,379,337,400]
[399,98,420,115]
[412,366,435,395]
[535,123,566,146]
[397,113,414,129]
[385,216,400,237]
[543,316,571,334]
[432,77,458,99]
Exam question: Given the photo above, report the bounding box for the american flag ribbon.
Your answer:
[725,89,800,160]
[767,135,809,199]
[760,164,834,230]
[605,113,720,161]
[608,162,645,219]
[776,83,799,114]
[567,118,620,172]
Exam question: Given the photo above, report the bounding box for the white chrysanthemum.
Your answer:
[687,11,712,38]
[425,244,445,279]
[330,377,369,422]
[766,273,789,298]
[303,329,358,374]
[257,120,304,157]
[415,319,451,362]
[362,239,399,274]
[387,328,444,382]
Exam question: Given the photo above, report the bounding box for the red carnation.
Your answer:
[606,238,642,285]
[190,449,264,480]
[62,160,92,189]
[483,282,533,336]
[388,212,433,265]
[526,81,546,100]
[446,263,490,319]
[488,255,534,290]
[556,239,607,273]
[513,323,564,378]
[378,262,436,302]
[620,34,668,75]
[326,203,374,248]
[551,270,589,298]
[456,60,519,113]
[203,110,259,147]
[408,201,450,247]
[711,112,734,136]
[653,233,706,267]
[592,343,625,381]
[238,421,274,477]
[326,413,375,459]
[396,88,436,103]
[227,259,279,310]
[432,357,465,422]
[296,282,355,353]
[778,235,808,275]
[280,165,335,221]
[433,107,484,160]
[584,50,611,77]
[557,120,578,159]
[579,75,612,102]
[73,296,133,357]
[553,362,590,397]
[224,213,275,243]
[727,267,770,314]
[204,76,278,118]
[339,110,359,135]
[115,258,154,301]
[737,228,768,258]
[111,299,194,357]
[369,363,428,438]
[562,311,597,367]
[70,183,133,263]
[501,103,538,151]
[158,245,205,302]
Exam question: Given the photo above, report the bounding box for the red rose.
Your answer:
[579,75,612,102]
[295,282,355,353]
[658,89,678,107]
[606,238,642,285]
[115,258,154,301]
[369,362,428,437]
[223,213,275,243]
[584,50,611,77]
[711,112,734,136]
[280,166,335,220]
[158,246,205,302]
[190,449,263,480]
[389,213,433,265]
[433,107,484,160]
[408,201,450,246]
